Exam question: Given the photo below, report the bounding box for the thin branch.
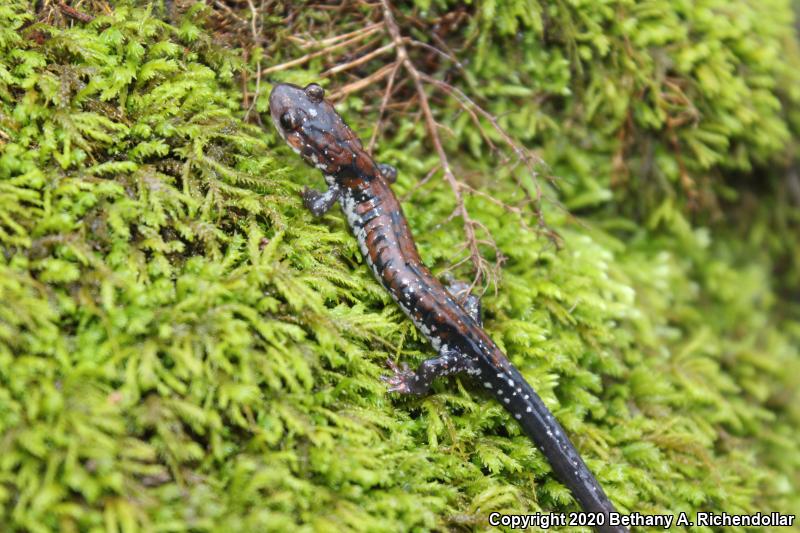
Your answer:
[58,2,93,22]
[457,181,530,230]
[320,42,396,78]
[419,73,545,172]
[328,62,396,100]
[408,39,463,69]
[382,0,495,290]
[287,22,383,48]
[212,0,250,28]
[261,26,382,76]
[244,0,262,123]
[368,61,402,152]
[345,35,383,62]
[400,163,441,202]
[419,72,561,240]
[241,47,250,108]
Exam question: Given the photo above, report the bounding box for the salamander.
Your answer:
[269,82,628,533]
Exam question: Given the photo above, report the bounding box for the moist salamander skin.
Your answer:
[269,82,628,533]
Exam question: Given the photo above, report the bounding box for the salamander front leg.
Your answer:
[382,348,477,395]
[378,163,397,184]
[445,279,482,326]
[302,184,340,216]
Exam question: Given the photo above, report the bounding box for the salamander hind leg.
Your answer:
[444,279,482,326]
[382,348,477,395]
[301,184,340,216]
[378,163,397,184]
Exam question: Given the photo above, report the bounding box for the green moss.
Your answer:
[0,1,798,532]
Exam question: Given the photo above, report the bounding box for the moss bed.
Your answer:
[0,1,798,532]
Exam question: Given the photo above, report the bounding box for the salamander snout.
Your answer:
[269,82,343,173]
[268,82,318,143]
[270,81,375,179]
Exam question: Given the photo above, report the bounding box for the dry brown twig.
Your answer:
[57,2,95,23]
[261,24,382,76]
[287,22,383,48]
[400,163,441,202]
[243,0,262,123]
[328,62,397,100]
[212,0,250,28]
[381,0,521,293]
[367,61,402,151]
[419,72,561,242]
[320,42,396,78]
[457,182,531,230]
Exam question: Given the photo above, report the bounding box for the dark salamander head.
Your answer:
[269,82,379,179]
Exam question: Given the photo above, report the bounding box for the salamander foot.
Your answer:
[382,350,478,396]
[381,359,423,394]
[301,184,340,216]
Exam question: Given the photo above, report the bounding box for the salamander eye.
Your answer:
[280,110,300,131]
[305,83,324,103]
